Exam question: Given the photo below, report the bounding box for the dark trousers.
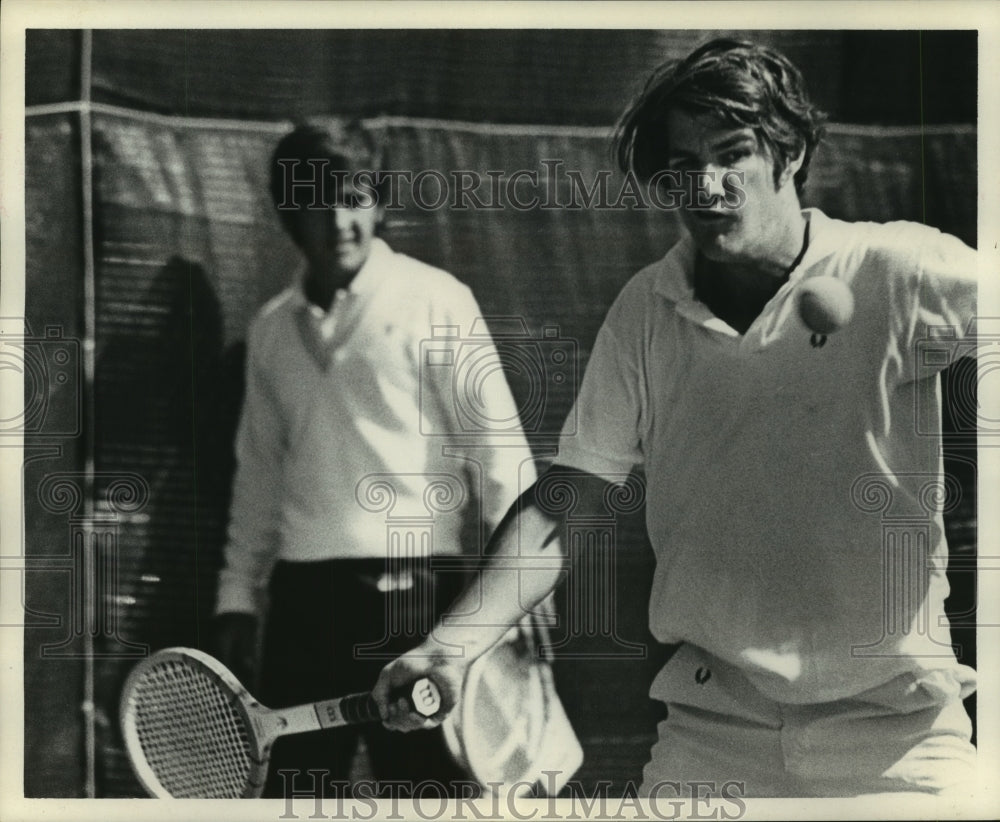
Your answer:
[260,558,471,798]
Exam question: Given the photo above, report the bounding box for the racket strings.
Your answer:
[129,658,254,798]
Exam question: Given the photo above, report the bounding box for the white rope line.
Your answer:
[824,123,976,138]
[366,114,614,139]
[25,100,976,139]
[26,100,292,132]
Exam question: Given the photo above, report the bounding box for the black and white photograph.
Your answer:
[2,1,998,820]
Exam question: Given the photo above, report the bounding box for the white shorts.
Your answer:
[641,644,977,798]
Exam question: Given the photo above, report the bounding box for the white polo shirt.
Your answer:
[557,209,978,704]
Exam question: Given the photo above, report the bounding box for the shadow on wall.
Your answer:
[92,255,246,795]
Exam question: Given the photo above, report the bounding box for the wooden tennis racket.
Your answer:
[120,647,440,798]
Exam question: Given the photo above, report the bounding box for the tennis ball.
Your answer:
[797,277,855,335]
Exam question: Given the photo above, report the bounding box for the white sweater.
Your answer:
[217,239,537,615]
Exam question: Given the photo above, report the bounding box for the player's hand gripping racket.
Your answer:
[120,647,440,798]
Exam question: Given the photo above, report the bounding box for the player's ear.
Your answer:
[777,147,805,189]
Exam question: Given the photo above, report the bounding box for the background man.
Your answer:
[214,122,535,796]
[376,39,979,798]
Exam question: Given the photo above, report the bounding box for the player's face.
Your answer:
[293,186,382,280]
[665,109,795,266]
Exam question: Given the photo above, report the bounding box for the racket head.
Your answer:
[120,647,269,798]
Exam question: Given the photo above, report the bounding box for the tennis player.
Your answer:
[213,121,535,795]
[376,39,980,797]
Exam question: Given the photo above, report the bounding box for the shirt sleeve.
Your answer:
[215,322,285,615]
[903,227,978,381]
[424,283,538,537]
[556,292,645,482]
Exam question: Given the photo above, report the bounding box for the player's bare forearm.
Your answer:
[375,464,608,730]
[437,480,564,655]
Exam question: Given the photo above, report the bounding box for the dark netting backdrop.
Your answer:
[23,29,977,798]
[22,112,86,798]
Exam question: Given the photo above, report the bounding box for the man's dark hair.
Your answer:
[613,38,826,194]
[268,120,386,237]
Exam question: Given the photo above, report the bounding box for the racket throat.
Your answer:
[265,703,324,737]
[312,692,380,728]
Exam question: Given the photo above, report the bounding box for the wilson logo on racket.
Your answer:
[414,680,441,713]
[319,702,344,727]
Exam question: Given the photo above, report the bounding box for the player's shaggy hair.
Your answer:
[269,120,386,239]
[613,39,827,194]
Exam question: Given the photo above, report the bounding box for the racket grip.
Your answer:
[343,677,440,723]
[338,692,382,724]
[313,678,441,729]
